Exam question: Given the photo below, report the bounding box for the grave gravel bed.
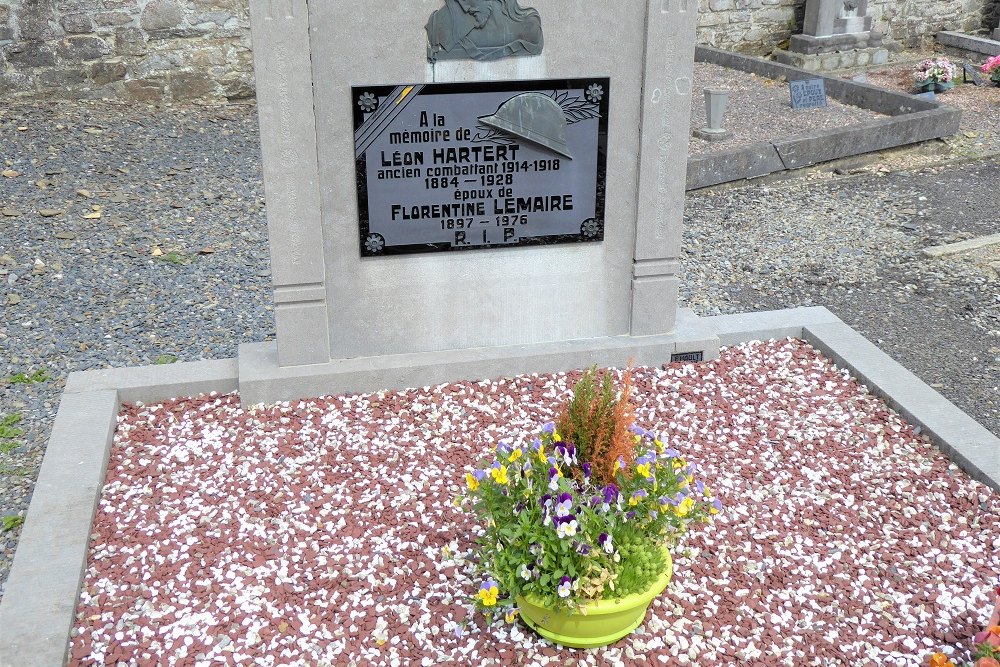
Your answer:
[71,340,998,667]
[688,62,886,156]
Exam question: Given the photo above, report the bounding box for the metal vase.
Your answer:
[704,88,730,131]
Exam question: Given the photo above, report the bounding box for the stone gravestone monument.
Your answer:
[775,0,888,72]
[240,0,717,405]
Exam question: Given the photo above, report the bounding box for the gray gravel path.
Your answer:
[0,100,997,605]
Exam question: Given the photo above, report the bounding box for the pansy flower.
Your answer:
[555,515,578,539]
[582,462,592,479]
[629,489,648,506]
[598,532,613,554]
[629,424,652,438]
[518,563,532,580]
[601,484,619,512]
[636,453,655,479]
[465,472,480,491]
[564,443,578,466]
[555,492,573,518]
[676,496,695,516]
[541,422,555,434]
[477,579,499,606]
[509,447,523,463]
[548,466,560,491]
[557,576,572,598]
[491,465,509,485]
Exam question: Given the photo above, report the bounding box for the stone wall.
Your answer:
[699,0,1000,55]
[1,0,998,102]
[0,0,253,102]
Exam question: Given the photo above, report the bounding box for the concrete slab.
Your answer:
[65,358,238,404]
[937,31,1000,57]
[772,110,962,170]
[0,390,118,667]
[238,310,723,406]
[922,232,1000,258]
[699,306,842,346]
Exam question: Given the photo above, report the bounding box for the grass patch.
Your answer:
[6,369,49,384]
[0,413,23,454]
[155,251,192,266]
[153,354,178,365]
[1,515,24,533]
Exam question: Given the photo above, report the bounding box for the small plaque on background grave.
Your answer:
[352,78,610,256]
[914,91,937,101]
[963,63,984,86]
[789,78,827,110]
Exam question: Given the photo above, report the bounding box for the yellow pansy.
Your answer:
[478,581,500,607]
[636,463,652,479]
[465,472,479,491]
[491,465,509,485]
[509,448,523,463]
[676,497,695,516]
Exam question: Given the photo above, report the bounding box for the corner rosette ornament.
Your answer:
[585,83,604,104]
[357,92,378,113]
[364,233,385,255]
[580,218,600,239]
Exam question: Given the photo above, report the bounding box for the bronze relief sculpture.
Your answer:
[426,0,543,63]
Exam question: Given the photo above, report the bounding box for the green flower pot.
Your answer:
[516,549,673,649]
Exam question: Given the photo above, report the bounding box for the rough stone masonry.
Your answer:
[0,0,254,102]
[0,0,998,102]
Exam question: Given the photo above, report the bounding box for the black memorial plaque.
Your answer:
[352,78,610,256]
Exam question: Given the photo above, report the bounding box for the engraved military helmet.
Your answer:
[478,93,573,159]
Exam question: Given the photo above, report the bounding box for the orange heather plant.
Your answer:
[556,365,637,485]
